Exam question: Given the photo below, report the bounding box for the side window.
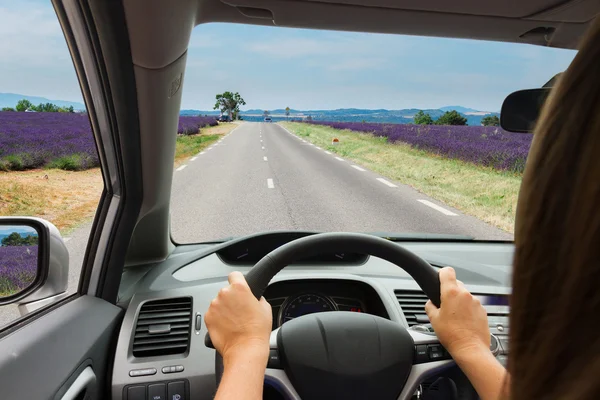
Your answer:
[0,1,102,328]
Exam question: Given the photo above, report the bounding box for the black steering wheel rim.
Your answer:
[244,232,441,305]
[206,232,441,349]
[208,232,445,399]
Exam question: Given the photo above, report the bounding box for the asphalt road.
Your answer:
[170,122,510,242]
[0,122,510,328]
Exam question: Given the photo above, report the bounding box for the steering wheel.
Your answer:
[205,232,454,400]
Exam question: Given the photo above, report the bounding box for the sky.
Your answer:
[0,0,577,112]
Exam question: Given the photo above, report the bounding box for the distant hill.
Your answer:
[0,93,85,110]
[439,106,480,113]
[181,106,499,126]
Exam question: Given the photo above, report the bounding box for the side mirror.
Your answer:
[0,217,69,315]
[500,88,551,133]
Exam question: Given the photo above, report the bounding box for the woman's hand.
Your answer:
[205,271,272,366]
[425,267,491,360]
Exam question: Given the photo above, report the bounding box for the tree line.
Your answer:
[1,99,75,113]
[413,110,500,126]
[1,232,38,247]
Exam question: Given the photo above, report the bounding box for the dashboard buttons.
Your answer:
[162,365,184,374]
[415,345,428,363]
[127,385,146,400]
[414,344,452,363]
[195,313,202,332]
[148,383,166,400]
[129,368,157,377]
[268,349,281,369]
[125,380,189,400]
[427,344,444,360]
[168,381,186,400]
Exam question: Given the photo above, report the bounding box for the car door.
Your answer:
[0,0,143,398]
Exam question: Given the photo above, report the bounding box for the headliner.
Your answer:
[123,0,595,69]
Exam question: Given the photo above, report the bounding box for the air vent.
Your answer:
[395,290,429,327]
[133,297,192,358]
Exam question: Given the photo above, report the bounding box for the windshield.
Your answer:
[170,24,576,243]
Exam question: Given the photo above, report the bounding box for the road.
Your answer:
[170,122,510,242]
[0,122,510,327]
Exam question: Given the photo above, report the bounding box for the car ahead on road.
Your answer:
[264,116,272,122]
[218,115,231,122]
[0,1,587,400]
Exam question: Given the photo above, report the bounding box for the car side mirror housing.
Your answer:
[0,217,69,315]
[500,88,551,133]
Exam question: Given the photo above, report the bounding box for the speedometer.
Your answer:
[279,293,337,326]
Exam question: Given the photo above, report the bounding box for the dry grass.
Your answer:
[0,168,103,234]
[1,123,239,234]
[282,122,520,233]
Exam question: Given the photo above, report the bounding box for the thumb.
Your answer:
[425,300,439,321]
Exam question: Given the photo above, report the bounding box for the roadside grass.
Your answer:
[0,168,103,235]
[281,122,520,233]
[1,123,237,234]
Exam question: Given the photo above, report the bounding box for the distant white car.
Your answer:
[264,117,272,122]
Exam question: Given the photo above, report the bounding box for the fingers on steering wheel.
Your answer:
[425,299,438,315]
[439,267,457,284]
[228,271,246,285]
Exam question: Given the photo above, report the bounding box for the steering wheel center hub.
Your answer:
[278,311,415,400]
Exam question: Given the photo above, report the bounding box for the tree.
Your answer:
[435,110,467,126]
[1,107,15,111]
[15,99,33,112]
[1,232,38,246]
[481,115,500,126]
[33,103,60,112]
[285,107,291,120]
[414,110,433,125]
[213,92,246,120]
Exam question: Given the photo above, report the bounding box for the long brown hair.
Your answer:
[509,17,600,400]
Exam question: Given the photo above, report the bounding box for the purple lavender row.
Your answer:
[306,121,532,173]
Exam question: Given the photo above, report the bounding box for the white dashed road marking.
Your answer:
[417,200,458,216]
[263,156,268,161]
[63,237,71,242]
[351,165,366,171]
[267,179,274,189]
[325,151,332,155]
[176,165,187,171]
[199,151,205,155]
[262,146,265,150]
[190,157,197,161]
[335,157,344,161]
[376,178,397,187]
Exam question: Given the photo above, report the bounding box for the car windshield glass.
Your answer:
[170,23,576,243]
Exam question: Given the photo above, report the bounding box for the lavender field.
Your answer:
[307,121,532,173]
[0,112,218,171]
[0,245,37,296]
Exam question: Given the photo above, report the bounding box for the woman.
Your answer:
[205,17,600,400]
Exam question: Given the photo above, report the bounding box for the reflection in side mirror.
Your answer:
[500,88,551,133]
[0,225,40,299]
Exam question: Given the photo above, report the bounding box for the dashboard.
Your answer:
[111,232,513,400]
[264,279,390,328]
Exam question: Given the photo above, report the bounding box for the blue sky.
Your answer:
[1,0,577,112]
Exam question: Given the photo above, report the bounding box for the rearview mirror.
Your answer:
[500,88,551,133]
[0,217,68,311]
